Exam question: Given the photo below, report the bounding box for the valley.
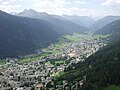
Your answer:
[0,33,108,90]
[0,7,120,90]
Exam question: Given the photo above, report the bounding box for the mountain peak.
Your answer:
[18,9,48,17]
[22,9,38,13]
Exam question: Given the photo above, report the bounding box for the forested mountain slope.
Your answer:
[91,16,120,30]
[58,41,120,90]
[0,10,59,57]
[94,19,120,42]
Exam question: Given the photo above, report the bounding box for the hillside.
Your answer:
[55,19,120,89]
[0,10,59,57]
[102,85,120,90]
[91,16,120,30]
[95,19,120,35]
[94,19,120,42]
[57,40,120,90]
[17,9,90,34]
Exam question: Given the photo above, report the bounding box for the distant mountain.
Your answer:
[0,10,59,57]
[62,15,95,27]
[95,19,120,42]
[95,19,120,35]
[91,16,120,30]
[17,9,90,34]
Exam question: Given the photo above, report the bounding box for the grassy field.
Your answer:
[0,59,6,65]
[45,61,52,65]
[19,56,42,63]
[45,60,65,65]
[92,34,110,40]
[102,85,120,90]
[63,33,90,42]
[55,60,64,64]
[54,33,90,48]
[45,49,60,54]
[19,49,61,63]
[19,53,48,63]
[55,71,65,78]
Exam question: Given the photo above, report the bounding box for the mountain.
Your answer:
[17,9,90,34]
[95,19,120,35]
[95,19,120,42]
[62,15,95,27]
[91,16,120,30]
[0,10,59,57]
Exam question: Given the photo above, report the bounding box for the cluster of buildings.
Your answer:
[0,37,107,90]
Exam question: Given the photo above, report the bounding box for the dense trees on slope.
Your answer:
[91,16,120,30]
[0,10,59,57]
[80,42,120,90]
[94,19,120,42]
[57,41,120,90]
[95,19,120,35]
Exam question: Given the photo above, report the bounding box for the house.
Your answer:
[35,83,43,90]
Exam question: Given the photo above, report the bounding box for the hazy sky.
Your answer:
[0,0,120,17]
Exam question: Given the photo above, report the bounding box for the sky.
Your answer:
[0,0,120,17]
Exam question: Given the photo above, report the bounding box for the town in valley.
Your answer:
[0,33,108,90]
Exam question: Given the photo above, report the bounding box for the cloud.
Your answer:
[0,0,119,16]
[0,4,22,13]
[32,0,89,16]
[101,0,120,6]
[101,0,120,16]
[33,0,70,9]
[0,0,22,12]
[75,1,86,4]
[33,6,103,17]
[0,0,16,3]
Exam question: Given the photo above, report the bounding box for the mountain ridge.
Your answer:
[17,9,90,34]
[0,10,59,57]
[91,16,120,30]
